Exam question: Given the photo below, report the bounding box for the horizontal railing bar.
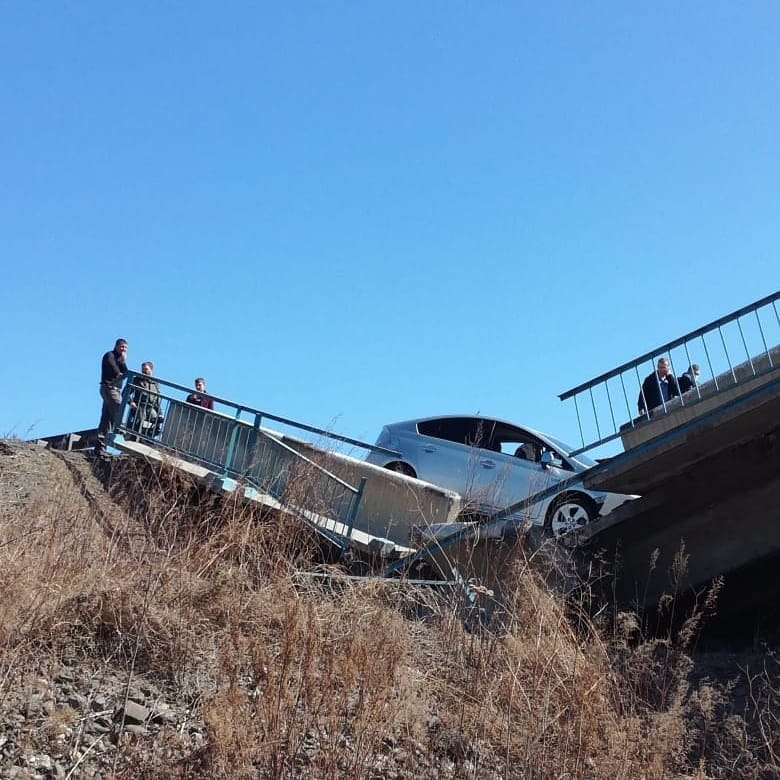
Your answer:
[123,370,400,457]
[115,394,361,501]
[568,430,625,457]
[559,290,779,400]
[293,571,462,587]
[254,428,360,494]
[256,413,399,457]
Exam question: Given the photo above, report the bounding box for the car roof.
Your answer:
[385,415,551,443]
[384,415,596,468]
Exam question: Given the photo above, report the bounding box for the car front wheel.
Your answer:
[544,494,598,538]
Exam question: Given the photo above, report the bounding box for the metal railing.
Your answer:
[109,372,369,550]
[559,291,780,455]
[383,469,586,577]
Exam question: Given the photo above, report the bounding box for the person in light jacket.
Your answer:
[128,361,162,438]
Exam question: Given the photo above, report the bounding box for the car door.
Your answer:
[487,423,563,520]
[414,417,498,508]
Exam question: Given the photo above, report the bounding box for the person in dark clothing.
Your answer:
[186,377,214,410]
[127,361,162,438]
[97,338,128,448]
[678,363,701,394]
[638,357,680,416]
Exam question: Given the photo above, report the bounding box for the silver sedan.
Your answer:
[366,415,635,537]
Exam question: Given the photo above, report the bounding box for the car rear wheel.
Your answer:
[385,462,417,479]
[544,494,598,538]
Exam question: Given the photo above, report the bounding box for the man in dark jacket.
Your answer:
[638,357,679,416]
[97,338,128,448]
[678,363,701,394]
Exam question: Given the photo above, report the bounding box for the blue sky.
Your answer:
[2,3,778,452]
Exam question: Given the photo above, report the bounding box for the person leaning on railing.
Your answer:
[185,377,215,410]
[678,363,701,394]
[128,361,163,439]
[637,357,680,417]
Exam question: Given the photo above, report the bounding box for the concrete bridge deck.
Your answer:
[573,374,780,619]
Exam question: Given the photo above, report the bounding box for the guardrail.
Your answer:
[109,372,369,551]
[558,291,780,455]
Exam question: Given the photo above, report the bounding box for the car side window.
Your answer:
[490,423,575,471]
[417,418,495,449]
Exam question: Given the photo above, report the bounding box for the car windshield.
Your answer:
[544,434,597,467]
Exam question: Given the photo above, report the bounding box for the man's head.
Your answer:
[194,377,206,392]
[689,363,701,378]
[656,358,671,378]
[114,338,128,356]
[141,361,153,376]
[516,442,540,461]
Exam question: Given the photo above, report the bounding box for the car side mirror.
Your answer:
[541,451,562,469]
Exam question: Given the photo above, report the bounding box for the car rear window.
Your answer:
[417,418,494,448]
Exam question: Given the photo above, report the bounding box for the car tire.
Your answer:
[385,462,416,479]
[544,494,598,538]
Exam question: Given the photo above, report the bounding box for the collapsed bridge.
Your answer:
[37,291,780,622]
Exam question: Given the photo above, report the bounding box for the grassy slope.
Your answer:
[0,440,777,778]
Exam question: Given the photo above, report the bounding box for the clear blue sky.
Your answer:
[2,3,778,451]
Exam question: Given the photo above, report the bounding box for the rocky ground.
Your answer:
[0,657,201,778]
[0,441,203,777]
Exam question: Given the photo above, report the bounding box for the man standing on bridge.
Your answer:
[97,338,128,451]
[186,377,214,410]
[638,357,680,417]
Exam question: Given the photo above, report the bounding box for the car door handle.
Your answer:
[480,459,496,469]
[423,445,436,452]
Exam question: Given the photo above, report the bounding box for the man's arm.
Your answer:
[638,376,651,414]
[669,376,680,398]
[103,352,127,382]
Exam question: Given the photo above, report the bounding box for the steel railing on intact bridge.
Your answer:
[108,372,373,552]
[559,291,780,455]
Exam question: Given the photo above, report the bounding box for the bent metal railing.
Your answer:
[109,372,369,552]
[559,291,780,455]
[383,469,587,577]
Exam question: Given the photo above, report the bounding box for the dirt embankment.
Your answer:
[0,439,778,779]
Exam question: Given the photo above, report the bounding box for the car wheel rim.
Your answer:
[550,502,590,537]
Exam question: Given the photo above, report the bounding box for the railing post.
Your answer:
[244,412,264,477]
[756,309,773,367]
[109,375,134,446]
[619,373,633,426]
[682,340,701,401]
[718,326,738,385]
[342,477,367,552]
[588,387,601,442]
[736,317,756,375]
[222,409,242,477]
[634,364,646,420]
[573,395,584,448]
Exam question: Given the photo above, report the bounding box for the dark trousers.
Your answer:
[98,383,122,438]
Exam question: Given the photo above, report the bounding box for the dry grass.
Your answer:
[0,440,778,778]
